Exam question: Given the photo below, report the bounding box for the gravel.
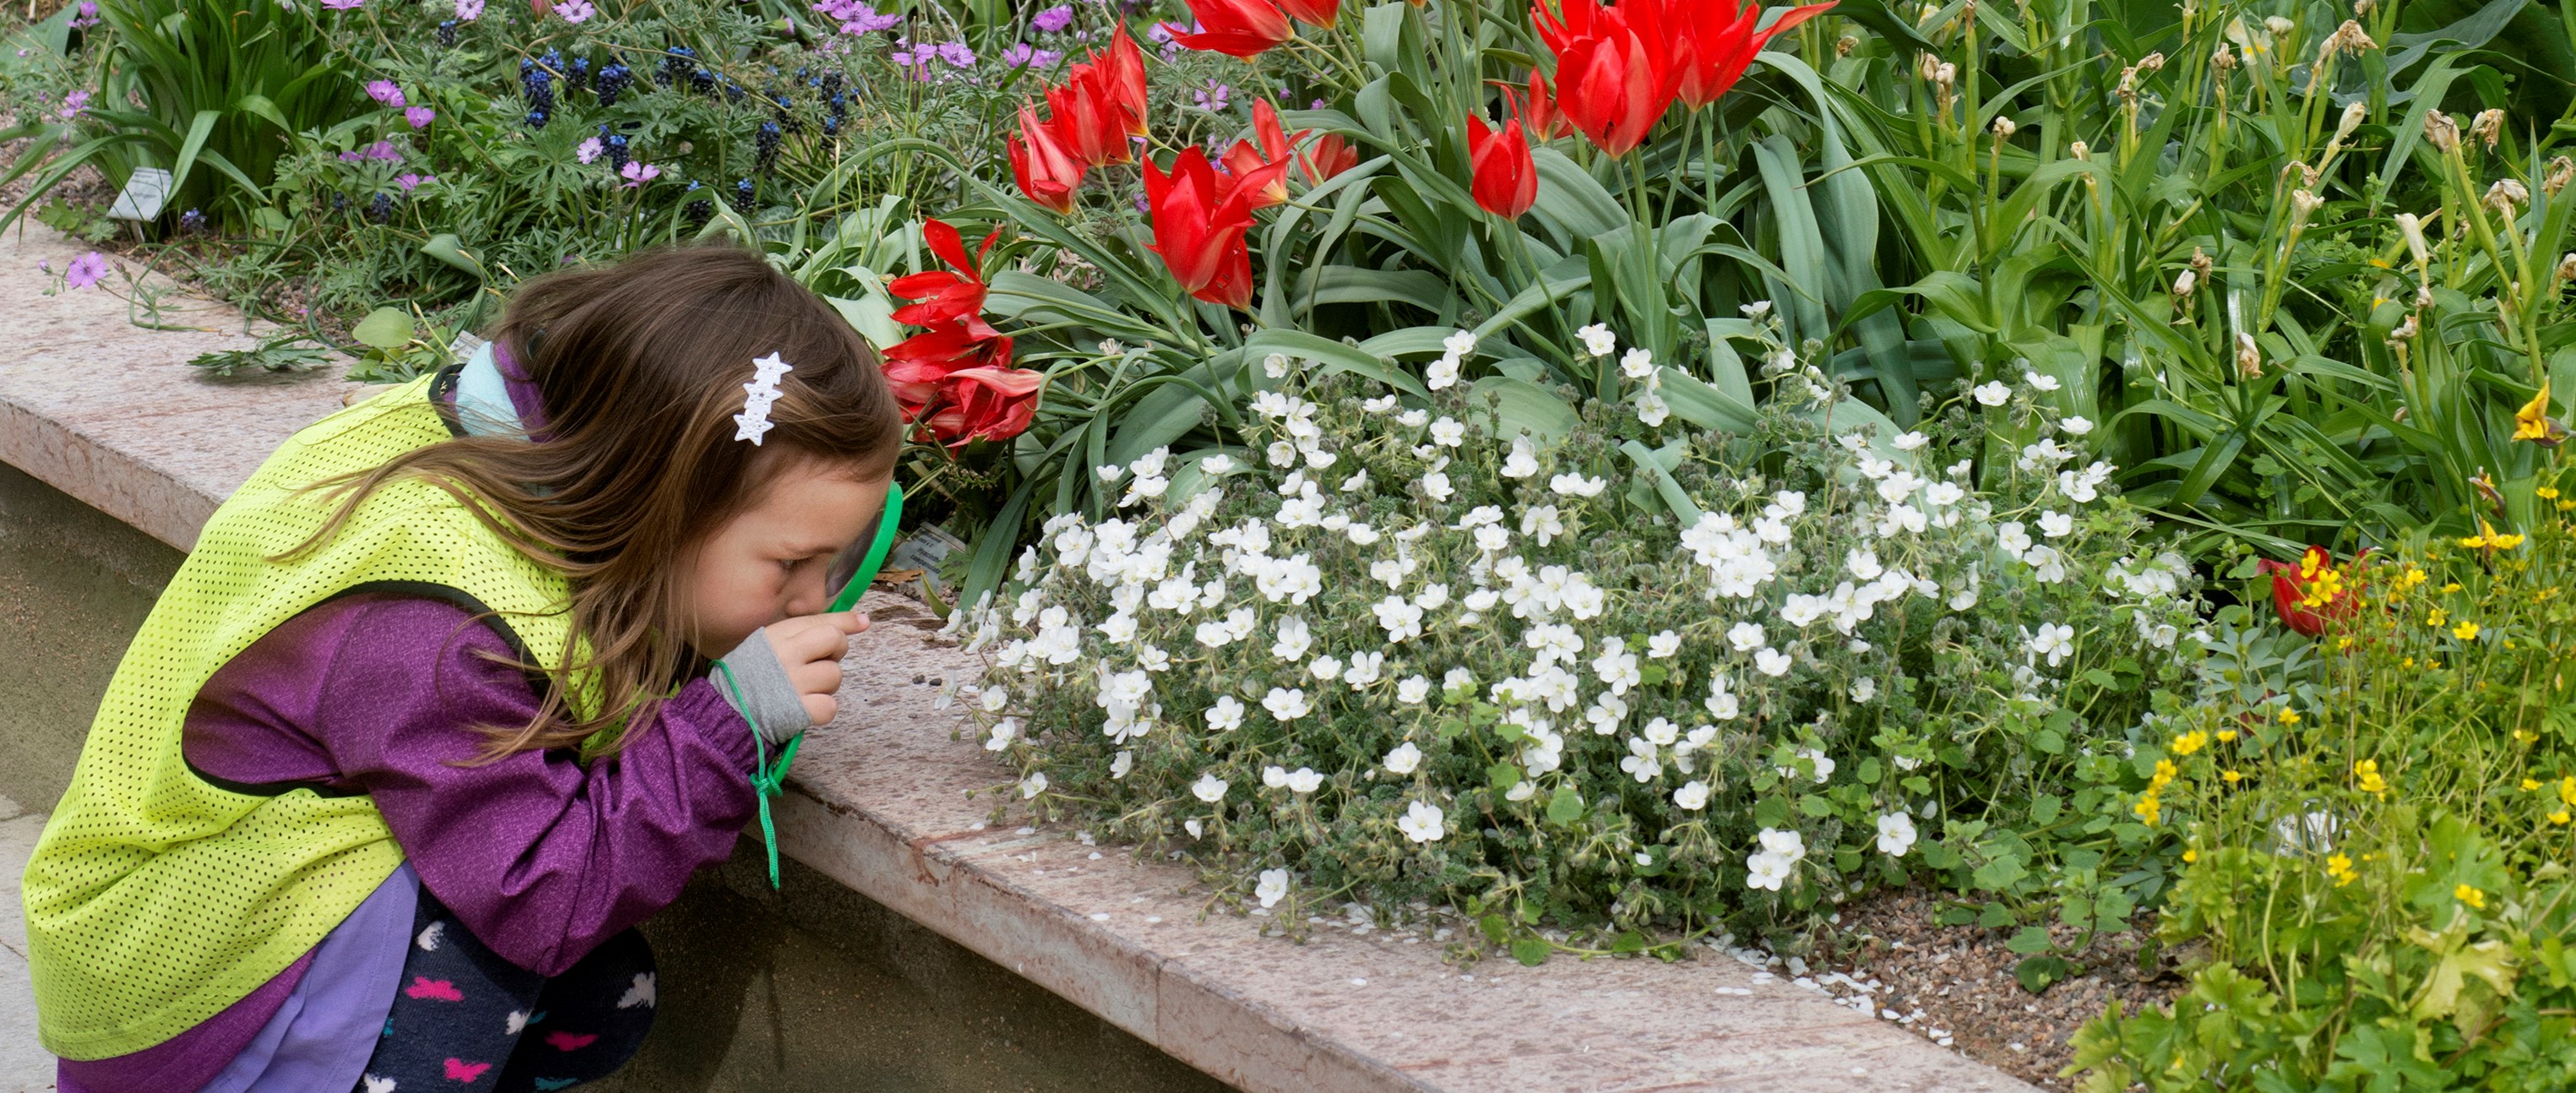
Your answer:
[1808,889,2193,1089]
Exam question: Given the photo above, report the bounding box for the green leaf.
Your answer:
[1546,785,1584,826]
[1611,931,1648,954]
[1469,376,1582,446]
[1486,761,1523,791]
[351,307,416,351]
[1973,855,2030,892]
[1796,795,1833,818]
[2006,926,2056,955]
[420,234,486,280]
[2015,954,2073,994]
[1619,439,1704,523]
[1478,914,1512,944]
[1510,938,1552,967]
[1246,329,1432,402]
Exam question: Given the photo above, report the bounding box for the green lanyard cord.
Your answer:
[713,659,802,889]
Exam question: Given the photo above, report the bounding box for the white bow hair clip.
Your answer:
[734,352,794,445]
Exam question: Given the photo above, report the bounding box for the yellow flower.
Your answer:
[2217,730,2238,743]
[2543,487,2564,500]
[2173,731,2210,756]
[2514,381,2562,443]
[2278,707,2302,726]
[2558,775,2576,806]
[2443,582,2464,594]
[2222,769,2243,784]
[2401,656,2416,670]
[2133,793,2162,826]
[2429,609,2448,628]
[2454,621,2482,641]
[2356,759,2389,794]
[2553,810,2572,825]
[2327,852,2358,886]
[2182,848,2199,863]
[2149,759,2178,791]
[2524,778,2543,791]
[2456,883,2487,909]
[2514,729,2539,743]
[2399,566,2429,589]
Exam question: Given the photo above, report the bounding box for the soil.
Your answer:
[1807,889,2195,1090]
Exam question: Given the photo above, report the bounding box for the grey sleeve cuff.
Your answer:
[710,628,812,748]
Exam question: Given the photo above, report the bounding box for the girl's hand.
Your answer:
[764,610,871,726]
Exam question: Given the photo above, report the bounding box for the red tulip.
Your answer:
[1510,69,1578,141]
[925,365,1046,445]
[1144,148,1263,310]
[1220,101,1303,208]
[1170,0,1294,57]
[2256,546,2365,638]
[1102,24,1149,137]
[1008,106,1084,213]
[1465,115,1536,218]
[1533,0,1677,157]
[888,218,1001,328]
[1669,1,1834,108]
[1278,0,1339,27]
[1044,65,1137,167]
[1296,132,1359,185]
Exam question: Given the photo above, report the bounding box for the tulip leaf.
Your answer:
[1106,350,1254,467]
[1309,266,1451,316]
[1246,329,1432,401]
[1620,439,1702,524]
[1358,326,1465,361]
[351,307,415,351]
[1470,376,1580,447]
[1655,367,1758,434]
[1527,147,1624,242]
[986,270,1169,342]
[419,233,486,280]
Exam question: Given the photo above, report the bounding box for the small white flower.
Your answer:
[1396,675,1431,704]
[1875,813,1918,856]
[1995,521,2032,557]
[1442,329,1478,359]
[1727,622,1767,652]
[1421,470,1454,501]
[1501,434,1541,478]
[1185,818,1204,838]
[1206,695,1246,732]
[1256,867,1291,907]
[1383,741,1423,775]
[1634,393,1671,427]
[1192,772,1229,802]
[1578,323,1617,356]
[1973,381,2012,406]
[2024,370,2062,392]
[1431,416,1465,447]
[1426,355,1461,390]
[1263,687,1312,721]
[1758,827,1808,862]
[1892,431,1929,451]
[984,718,1019,752]
[1020,771,1050,799]
[1110,750,1133,779]
[1850,677,1877,703]
[1266,440,1298,467]
[1521,504,1566,546]
[2059,416,2093,436]
[1673,780,1709,810]
[1846,547,1883,581]
[1397,799,1447,843]
[1264,352,1292,378]
[1619,347,1656,378]
[1309,654,1345,682]
[1551,472,1607,498]
[1285,768,1323,793]
[2039,510,2074,538]
[1263,764,1291,788]
[1396,408,1430,428]
[1745,851,1792,891]
[1753,647,1792,677]
[1648,630,1682,659]
[2028,623,2075,666]
[1777,748,1834,784]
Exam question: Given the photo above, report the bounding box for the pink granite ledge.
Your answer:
[0,224,361,551]
[0,221,2038,1093]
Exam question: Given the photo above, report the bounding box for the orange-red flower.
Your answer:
[1220,101,1303,209]
[1278,0,1339,27]
[1101,24,1150,137]
[1145,147,1264,309]
[1465,114,1536,218]
[1171,0,1294,57]
[924,365,1045,445]
[1532,0,1677,156]
[2257,546,2366,638]
[887,218,1001,328]
[1296,131,1359,185]
[1668,1,1834,108]
[1043,64,1138,167]
[1008,106,1084,213]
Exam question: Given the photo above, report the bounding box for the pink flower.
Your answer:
[55,90,90,122]
[64,251,109,290]
[620,160,660,188]
[321,0,362,9]
[395,172,433,191]
[405,106,434,128]
[362,140,400,161]
[576,136,602,164]
[365,80,405,107]
[454,0,483,19]
[555,0,594,22]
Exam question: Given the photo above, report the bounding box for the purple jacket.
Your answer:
[59,354,762,1092]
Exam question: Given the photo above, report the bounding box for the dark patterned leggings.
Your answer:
[352,884,656,1092]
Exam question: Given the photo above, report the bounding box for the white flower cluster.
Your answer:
[968,347,2202,922]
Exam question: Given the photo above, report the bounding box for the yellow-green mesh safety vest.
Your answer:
[22,370,595,1059]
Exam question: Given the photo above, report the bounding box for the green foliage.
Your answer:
[187,331,330,378]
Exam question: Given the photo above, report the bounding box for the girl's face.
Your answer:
[682,454,893,656]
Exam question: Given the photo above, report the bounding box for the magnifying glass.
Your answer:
[824,481,905,614]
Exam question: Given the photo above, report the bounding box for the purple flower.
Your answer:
[1192,79,1230,112]
[555,0,594,23]
[937,40,976,68]
[68,1,97,29]
[454,0,483,19]
[405,105,435,128]
[395,172,432,191]
[576,136,602,164]
[363,140,401,161]
[1032,4,1073,33]
[1001,42,1062,68]
[812,0,901,34]
[64,251,109,290]
[321,0,363,9]
[366,80,405,107]
[620,160,660,188]
[55,90,90,122]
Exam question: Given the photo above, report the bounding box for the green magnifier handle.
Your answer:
[829,481,905,614]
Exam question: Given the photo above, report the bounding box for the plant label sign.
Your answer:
[107,168,171,222]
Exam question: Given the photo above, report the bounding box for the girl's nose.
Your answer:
[785,566,829,618]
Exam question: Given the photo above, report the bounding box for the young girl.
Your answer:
[21,245,905,1092]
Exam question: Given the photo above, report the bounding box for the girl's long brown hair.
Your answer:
[280,243,904,759]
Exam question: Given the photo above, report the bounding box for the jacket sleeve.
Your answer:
[314,595,762,976]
